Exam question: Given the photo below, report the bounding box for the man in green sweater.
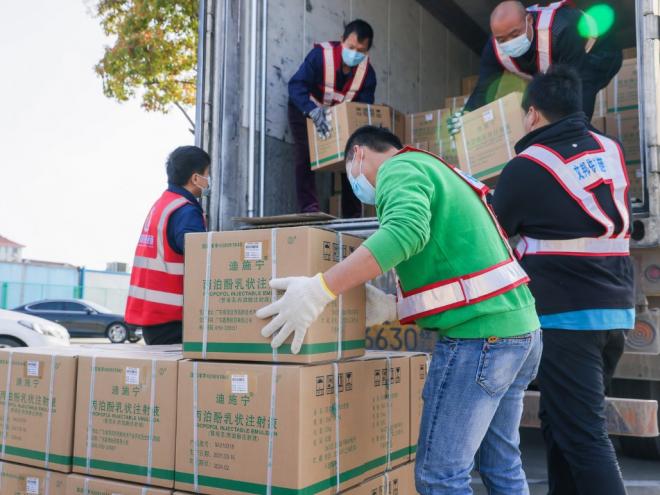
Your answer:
[257,126,541,494]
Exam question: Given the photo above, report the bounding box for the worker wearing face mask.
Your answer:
[449,0,622,134]
[288,19,377,217]
[125,146,210,345]
[257,126,542,494]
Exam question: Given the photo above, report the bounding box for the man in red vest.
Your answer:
[288,19,377,217]
[125,146,210,345]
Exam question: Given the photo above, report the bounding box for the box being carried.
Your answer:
[183,227,366,363]
[0,461,67,495]
[0,348,78,472]
[175,354,410,495]
[456,92,526,181]
[73,348,183,488]
[308,102,395,171]
[67,474,173,494]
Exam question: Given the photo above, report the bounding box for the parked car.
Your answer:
[0,308,70,347]
[13,299,141,344]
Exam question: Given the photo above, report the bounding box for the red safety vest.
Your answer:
[393,147,530,324]
[493,1,595,79]
[314,41,370,107]
[125,191,193,326]
[516,132,631,257]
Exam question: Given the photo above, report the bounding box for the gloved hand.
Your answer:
[256,273,336,354]
[366,284,398,327]
[447,110,465,136]
[309,106,332,140]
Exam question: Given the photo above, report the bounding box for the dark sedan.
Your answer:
[13,299,141,343]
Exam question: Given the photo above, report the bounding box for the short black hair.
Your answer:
[166,146,211,186]
[344,126,403,161]
[522,64,583,122]
[343,19,374,49]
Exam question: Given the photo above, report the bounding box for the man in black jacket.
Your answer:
[462,1,621,119]
[493,66,632,495]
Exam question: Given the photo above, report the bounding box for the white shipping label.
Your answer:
[244,242,263,261]
[26,477,39,494]
[125,367,140,385]
[482,110,495,123]
[424,113,434,122]
[26,360,40,377]
[231,374,249,394]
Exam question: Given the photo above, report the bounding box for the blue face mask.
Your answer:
[347,150,376,205]
[342,47,366,67]
[498,17,532,58]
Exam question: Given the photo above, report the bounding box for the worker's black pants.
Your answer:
[288,102,361,217]
[141,320,183,345]
[537,329,627,495]
[582,49,623,120]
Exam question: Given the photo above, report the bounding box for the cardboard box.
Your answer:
[462,75,479,95]
[73,349,182,488]
[606,109,643,201]
[622,46,637,59]
[329,194,342,217]
[174,355,410,495]
[0,462,67,494]
[67,474,173,494]
[607,58,638,112]
[591,116,607,134]
[183,227,366,363]
[445,95,470,113]
[308,102,394,171]
[0,348,78,472]
[390,108,407,143]
[456,92,526,181]
[342,462,416,494]
[593,89,608,118]
[333,172,343,194]
[408,354,429,460]
[405,108,451,145]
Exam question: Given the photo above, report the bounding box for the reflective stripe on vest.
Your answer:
[517,132,631,258]
[391,147,530,324]
[132,256,184,276]
[515,236,630,257]
[397,259,529,324]
[128,286,184,307]
[317,42,369,106]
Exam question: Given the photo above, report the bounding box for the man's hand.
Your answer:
[309,106,332,140]
[447,110,465,136]
[256,274,336,354]
[366,284,398,327]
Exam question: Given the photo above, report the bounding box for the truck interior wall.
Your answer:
[255,0,480,217]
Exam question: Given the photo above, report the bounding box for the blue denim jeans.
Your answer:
[415,330,542,495]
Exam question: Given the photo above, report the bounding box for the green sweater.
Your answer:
[363,151,539,338]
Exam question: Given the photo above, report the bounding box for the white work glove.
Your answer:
[256,273,336,353]
[366,284,398,327]
[447,110,465,136]
[308,106,332,140]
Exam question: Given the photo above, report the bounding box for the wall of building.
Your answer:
[82,269,130,314]
[0,261,79,309]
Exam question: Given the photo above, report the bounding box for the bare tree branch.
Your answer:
[174,101,195,134]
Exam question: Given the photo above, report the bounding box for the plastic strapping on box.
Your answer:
[270,228,279,362]
[85,355,97,474]
[266,364,278,495]
[460,125,472,174]
[334,106,342,162]
[336,232,344,360]
[383,470,390,495]
[313,123,321,168]
[385,354,393,471]
[1,352,13,458]
[44,354,56,469]
[498,98,513,160]
[410,114,414,142]
[192,361,199,491]
[367,104,373,125]
[0,461,3,490]
[598,91,605,117]
[141,487,148,495]
[83,477,89,495]
[146,358,157,484]
[45,470,51,495]
[333,362,341,492]
[616,113,623,141]
[613,75,620,112]
[201,230,213,359]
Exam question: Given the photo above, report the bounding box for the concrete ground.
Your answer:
[472,429,660,494]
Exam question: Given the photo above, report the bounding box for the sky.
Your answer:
[0,1,193,270]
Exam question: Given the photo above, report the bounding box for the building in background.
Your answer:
[0,236,129,313]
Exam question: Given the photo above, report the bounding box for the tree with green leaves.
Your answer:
[91,0,198,128]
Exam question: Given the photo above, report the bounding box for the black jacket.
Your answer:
[492,113,634,315]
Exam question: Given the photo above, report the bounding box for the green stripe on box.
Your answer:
[410,444,417,454]
[607,105,639,112]
[183,339,364,355]
[0,445,71,466]
[474,163,506,180]
[175,446,410,495]
[311,152,345,168]
[72,457,174,480]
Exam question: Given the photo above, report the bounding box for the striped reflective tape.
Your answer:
[128,285,183,307]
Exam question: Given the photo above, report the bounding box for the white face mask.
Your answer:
[346,149,376,205]
[498,17,532,58]
[195,174,211,197]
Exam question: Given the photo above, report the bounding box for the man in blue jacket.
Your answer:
[493,65,632,495]
[288,19,377,217]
